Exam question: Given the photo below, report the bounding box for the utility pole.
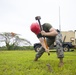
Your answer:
[59,6,61,31]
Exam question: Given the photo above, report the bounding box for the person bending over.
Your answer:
[30,22,64,67]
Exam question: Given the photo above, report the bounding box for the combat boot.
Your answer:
[34,57,38,61]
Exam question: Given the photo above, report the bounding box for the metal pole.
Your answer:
[59,6,61,31]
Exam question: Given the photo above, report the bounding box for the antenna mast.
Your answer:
[59,6,61,31]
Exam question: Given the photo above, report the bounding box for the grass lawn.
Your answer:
[0,50,76,75]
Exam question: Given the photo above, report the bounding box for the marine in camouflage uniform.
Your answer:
[30,22,64,67]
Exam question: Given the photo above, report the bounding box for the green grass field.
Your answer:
[0,50,76,75]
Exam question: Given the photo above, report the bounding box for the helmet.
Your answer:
[30,22,40,35]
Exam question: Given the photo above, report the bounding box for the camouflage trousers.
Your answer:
[36,32,64,58]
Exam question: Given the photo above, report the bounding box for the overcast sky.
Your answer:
[0,0,76,45]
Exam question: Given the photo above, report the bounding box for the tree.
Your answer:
[0,32,31,50]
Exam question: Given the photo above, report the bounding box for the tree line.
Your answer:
[0,32,33,50]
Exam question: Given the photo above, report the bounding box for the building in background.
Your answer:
[61,30,76,46]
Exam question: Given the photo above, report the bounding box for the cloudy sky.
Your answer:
[0,0,76,45]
